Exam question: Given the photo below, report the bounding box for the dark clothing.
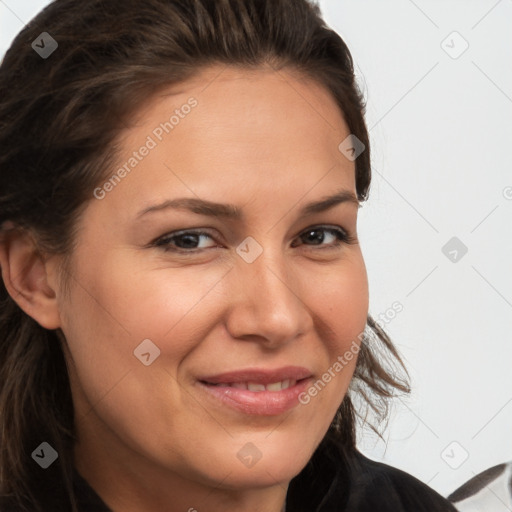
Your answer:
[73,468,111,512]
[72,450,457,512]
[323,451,457,511]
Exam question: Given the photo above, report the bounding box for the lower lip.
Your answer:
[197,379,312,416]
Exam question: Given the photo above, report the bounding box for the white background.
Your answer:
[1,0,511,501]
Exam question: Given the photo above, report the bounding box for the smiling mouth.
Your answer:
[197,378,312,415]
[202,379,298,391]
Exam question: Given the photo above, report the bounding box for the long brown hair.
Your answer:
[0,0,409,510]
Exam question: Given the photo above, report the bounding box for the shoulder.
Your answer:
[337,450,458,512]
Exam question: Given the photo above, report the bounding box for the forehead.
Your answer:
[132,64,347,129]
[94,65,356,218]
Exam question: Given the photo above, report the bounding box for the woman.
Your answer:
[0,0,457,510]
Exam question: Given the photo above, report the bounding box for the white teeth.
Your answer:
[247,382,266,392]
[282,379,294,389]
[266,381,283,391]
[209,380,298,391]
[232,380,297,391]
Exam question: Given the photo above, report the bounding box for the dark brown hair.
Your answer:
[0,0,409,510]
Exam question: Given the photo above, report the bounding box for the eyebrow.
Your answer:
[136,189,360,220]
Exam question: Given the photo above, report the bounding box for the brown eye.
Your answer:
[153,230,217,253]
[293,226,357,249]
[151,225,357,254]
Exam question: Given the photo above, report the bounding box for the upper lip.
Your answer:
[199,366,313,385]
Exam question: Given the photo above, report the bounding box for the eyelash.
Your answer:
[151,225,357,254]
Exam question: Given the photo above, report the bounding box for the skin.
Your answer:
[0,65,369,512]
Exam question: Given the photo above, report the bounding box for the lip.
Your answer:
[197,366,313,416]
[198,366,312,385]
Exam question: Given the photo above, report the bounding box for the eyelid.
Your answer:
[150,223,357,253]
[151,229,217,249]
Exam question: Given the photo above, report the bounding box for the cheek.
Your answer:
[60,241,367,397]
[311,253,369,349]
[292,254,368,428]
[58,254,229,399]
[66,249,226,343]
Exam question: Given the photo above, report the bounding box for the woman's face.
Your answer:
[54,65,369,498]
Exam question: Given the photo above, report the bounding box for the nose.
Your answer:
[224,247,313,349]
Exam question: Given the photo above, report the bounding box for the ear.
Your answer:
[0,221,62,330]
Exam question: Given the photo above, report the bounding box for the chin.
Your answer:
[218,459,308,490]
[205,438,315,490]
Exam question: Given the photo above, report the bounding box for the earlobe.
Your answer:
[0,222,62,330]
